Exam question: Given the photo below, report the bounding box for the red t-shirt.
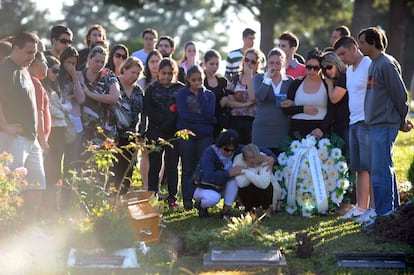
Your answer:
[31,76,51,141]
[286,60,307,79]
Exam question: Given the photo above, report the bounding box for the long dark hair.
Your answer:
[42,55,62,96]
[107,44,129,73]
[143,49,162,86]
[58,46,79,87]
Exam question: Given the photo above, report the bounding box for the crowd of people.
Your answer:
[0,23,412,225]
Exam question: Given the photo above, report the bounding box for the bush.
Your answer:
[0,152,27,234]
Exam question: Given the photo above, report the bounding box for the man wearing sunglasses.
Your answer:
[45,25,73,59]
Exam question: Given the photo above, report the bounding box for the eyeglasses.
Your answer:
[57,38,72,45]
[244,57,257,65]
[305,65,321,71]
[113,52,127,59]
[222,147,235,153]
[51,67,60,74]
[323,65,333,70]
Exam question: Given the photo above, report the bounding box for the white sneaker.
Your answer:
[339,206,365,219]
[355,208,377,223]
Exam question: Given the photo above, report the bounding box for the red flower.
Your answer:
[169,103,177,113]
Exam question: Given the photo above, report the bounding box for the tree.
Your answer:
[350,0,414,85]
[59,0,124,50]
[102,0,229,58]
[218,0,353,56]
[0,0,50,39]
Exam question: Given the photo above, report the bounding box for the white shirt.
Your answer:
[292,82,327,120]
[346,56,371,125]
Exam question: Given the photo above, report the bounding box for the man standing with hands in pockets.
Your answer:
[358,27,413,220]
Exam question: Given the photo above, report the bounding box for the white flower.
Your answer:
[276,135,350,217]
[286,204,297,214]
[298,184,312,196]
[335,161,347,173]
[301,205,314,217]
[274,169,283,181]
[318,138,331,150]
[324,157,335,168]
[302,177,313,188]
[318,148,329,160]
[325,178,336,192]
[296,193,307,207]
[336,179,350,190]
[327,168,339,180]
[330,148,343,160]
[277,152,288,166]
[298,166,311,179]
[290,140,301,154]
[330,191,344,204]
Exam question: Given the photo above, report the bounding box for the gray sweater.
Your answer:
[364,53,409,128]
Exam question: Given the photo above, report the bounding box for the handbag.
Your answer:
[64,115,76,144]
[112,100,132,130]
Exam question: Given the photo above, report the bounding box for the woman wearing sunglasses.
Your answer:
[107,44,129,76]
[41,55,72,217]
[321,51,350,157]
[223,48,262,145]
[193,129,243,218]
[282,48,334,138]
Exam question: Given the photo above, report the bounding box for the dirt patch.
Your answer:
[365,202,414,246]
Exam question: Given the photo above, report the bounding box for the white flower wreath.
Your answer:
[274,135,351,217]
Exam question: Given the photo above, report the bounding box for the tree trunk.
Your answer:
[387,0,407,66]
[351,0,373,37]
[258,2,278,56]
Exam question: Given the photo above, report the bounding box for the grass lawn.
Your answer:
[131,130,414,274]
[1,131,413,274]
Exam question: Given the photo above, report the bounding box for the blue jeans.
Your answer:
[0,132,45,190]
[177,136,213,209]
[369,126,399,215]
[349,121,371,172]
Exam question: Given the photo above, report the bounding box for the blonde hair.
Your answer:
[120,56,144,75]
[242,143,260,159]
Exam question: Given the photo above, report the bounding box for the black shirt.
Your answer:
[0,57,37,139]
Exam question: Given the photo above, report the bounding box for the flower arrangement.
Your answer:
[274,135,351,217]
[0,152,28,231]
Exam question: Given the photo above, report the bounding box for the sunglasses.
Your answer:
[113,52,127,59]
[222,147,235,153]
[305,65,321,71]
[323,65,333,70]
[244,57,257,65]
[51,67,60,74]
[57,38,72,45]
